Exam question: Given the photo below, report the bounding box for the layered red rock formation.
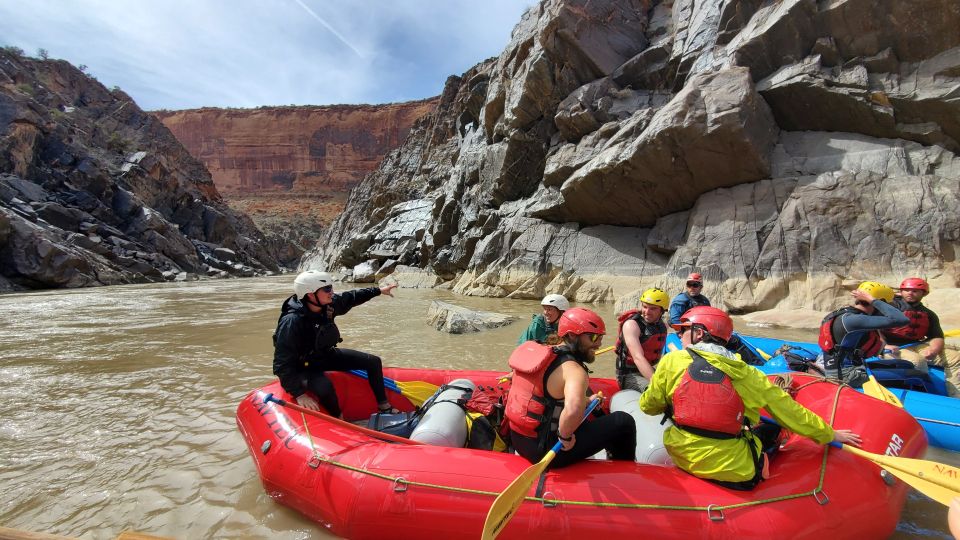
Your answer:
[154,100,437,194]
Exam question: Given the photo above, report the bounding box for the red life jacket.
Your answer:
[671,349,746,439]
[818,307,884,358]
[504,342,563,439]
[615,310,667,369]
[883,302,932,343]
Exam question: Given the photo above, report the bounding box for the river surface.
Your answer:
[0,276,954,539]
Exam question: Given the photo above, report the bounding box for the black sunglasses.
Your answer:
[317,285,333,293]
[686,281,702,287]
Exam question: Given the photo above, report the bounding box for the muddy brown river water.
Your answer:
[0,276,953,539]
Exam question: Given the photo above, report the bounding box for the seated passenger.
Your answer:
[505,307,637,468]
[517,294,569,345]
[615,288,669,390]
[640,306,861,490]
[882,277,959,396]
[817,281,909,382]
[272,271,400,418]
[669,272,710,325]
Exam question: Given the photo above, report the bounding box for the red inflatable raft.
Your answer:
[236,368,925,539]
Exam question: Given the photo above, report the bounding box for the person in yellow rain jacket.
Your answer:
[640,306,862,490]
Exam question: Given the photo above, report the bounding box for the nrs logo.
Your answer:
[885,433,904,456]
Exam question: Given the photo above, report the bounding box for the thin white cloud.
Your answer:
[290,0,364,59]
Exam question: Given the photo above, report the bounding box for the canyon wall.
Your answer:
[0,48,285,291]
[307,0,960,313]
[154,101,438,194]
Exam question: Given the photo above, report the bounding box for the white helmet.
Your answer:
[293,270,334,299]
[540,294,569,311]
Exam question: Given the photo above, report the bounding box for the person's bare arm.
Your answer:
[553,362,588,450]
[623,320,655,379]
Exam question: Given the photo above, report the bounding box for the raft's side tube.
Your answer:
[410,378,475,447]
[610,389,673,465]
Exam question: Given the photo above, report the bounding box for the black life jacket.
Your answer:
[670,349,746,439]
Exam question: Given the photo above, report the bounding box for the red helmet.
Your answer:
[899,277,929,293]
[671,306,733,342]
[687,272,703,282]
[558,307,606,338]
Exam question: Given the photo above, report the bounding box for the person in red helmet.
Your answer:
[883,277,959,396]
[640,306,861,490]
[669,272,710,325]
[504,307,636,468]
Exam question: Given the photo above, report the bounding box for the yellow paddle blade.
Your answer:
[482,450,557,540]
[481,395,601,539]
[944,329,960,338]
[843,444,960,506]
[394,380,439,407]
[755,347,772,360]
[596,345,615,355]
[862,375,904,408]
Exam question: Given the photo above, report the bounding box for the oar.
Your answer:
[945,329,960,338]
[861,370,904,407]
[262,393,422,445]
[481,394,602,540]
[736,333,774,361]
[596,345,614,355]
[348,370,439,407]
[835,443,960,506]
[759,415,959,506]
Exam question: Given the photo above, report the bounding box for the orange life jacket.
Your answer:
[504,342,563,439]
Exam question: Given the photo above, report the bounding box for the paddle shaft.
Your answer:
[263,393,421,445]
[482,395,602,540]
[760,416,958,506]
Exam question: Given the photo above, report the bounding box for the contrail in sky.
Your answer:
[290,0,364,58]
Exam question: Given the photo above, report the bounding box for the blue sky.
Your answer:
[0,0,534,110]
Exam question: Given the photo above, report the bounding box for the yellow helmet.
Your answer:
[858,281,894,303]
[639,288,670,309]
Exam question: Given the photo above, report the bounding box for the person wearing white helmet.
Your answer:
[517,293,570,345]
[272,270,399,417]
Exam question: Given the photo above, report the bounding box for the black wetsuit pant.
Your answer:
[709,422,782,491]
[512,411,637,469]
[303,348,389,417]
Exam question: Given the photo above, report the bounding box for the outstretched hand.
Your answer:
[380,283,398,297]
[833,429,862,447]
[296,394,320,411]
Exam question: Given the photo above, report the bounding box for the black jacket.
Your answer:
[272,287,380,396]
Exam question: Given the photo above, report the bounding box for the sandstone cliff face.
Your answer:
[153,101,437,266]
[306,0,960,312]
[154,101,438,194]
[0,49,284,291]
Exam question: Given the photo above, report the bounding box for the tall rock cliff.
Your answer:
[308,0,960,312]
[153,101,437,262]
[153,101,437,194]
[0,48,283,291]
